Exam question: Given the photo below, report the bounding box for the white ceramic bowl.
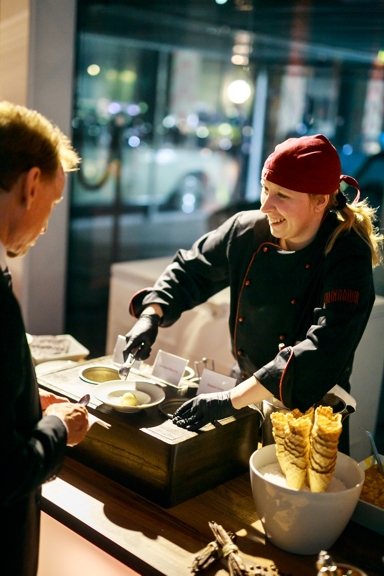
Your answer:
[93,380,165,413]
[249,444,364,555]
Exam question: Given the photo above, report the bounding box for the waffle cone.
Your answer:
[270,403,342,493]
[270,411,288,474]
[284,411,313,490]
[307,468,335,493]
[307,408,342,493]
[291,406,315,421]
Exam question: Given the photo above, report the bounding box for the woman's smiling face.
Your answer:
[260,179,329,251]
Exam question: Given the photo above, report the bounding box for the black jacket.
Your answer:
[0,273,67,576]
[130,210,375,412]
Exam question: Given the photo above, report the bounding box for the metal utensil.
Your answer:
[316,550,337,575]
[361,428,384,478]
[194,357,215,380]
[119,346,140,380]
[314,393,356,422]
[79,393,91,406]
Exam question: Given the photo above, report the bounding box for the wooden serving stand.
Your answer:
[38,356,261,507]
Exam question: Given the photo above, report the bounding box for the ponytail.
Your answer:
[324,193,383,267]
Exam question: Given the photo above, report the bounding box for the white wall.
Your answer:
[0,0,30,300]
[0,0,29,105]
[349,295,384,462]
[0,0,76,334]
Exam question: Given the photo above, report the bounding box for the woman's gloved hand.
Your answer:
[172,390,235,431]
[124,314,161,361]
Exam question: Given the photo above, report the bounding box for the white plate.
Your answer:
[93,379,165,413]
[29,334,90,365]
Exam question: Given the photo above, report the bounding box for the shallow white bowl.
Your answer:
[249,444,364,555]
[93,380,165,413]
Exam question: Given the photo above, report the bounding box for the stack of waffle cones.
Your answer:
[270,405,342,492]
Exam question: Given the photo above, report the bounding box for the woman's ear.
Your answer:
[313,194,329,213]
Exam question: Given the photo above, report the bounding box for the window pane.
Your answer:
[67,1,384,356]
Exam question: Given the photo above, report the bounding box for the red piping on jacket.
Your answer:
[129,288,153,318]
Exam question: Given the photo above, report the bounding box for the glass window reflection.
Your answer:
[67,1,384,357]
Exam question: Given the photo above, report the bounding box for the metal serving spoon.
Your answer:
[118,345,142,380]
[361,427,384,478]
[78,393,91,406]
[119,352,137,380]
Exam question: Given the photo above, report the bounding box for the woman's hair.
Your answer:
[324,192,383,267]
[0,100,80,191]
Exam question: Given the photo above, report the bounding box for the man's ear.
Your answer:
[23,167,41,209]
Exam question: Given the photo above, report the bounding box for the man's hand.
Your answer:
[45,403,89,446]
[172,390,235,431]
[124,314,161,361]
[39,388,69,411]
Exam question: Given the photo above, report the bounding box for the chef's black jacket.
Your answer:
[129,210,375,412]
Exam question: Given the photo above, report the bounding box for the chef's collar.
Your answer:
[0,241,8,272]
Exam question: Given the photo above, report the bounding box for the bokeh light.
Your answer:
[87,64,100,76]
[128,136,140,147]
[108,102,121,114]
[196,126,209,138]
[231,55,249,66]
[227,79,251,104]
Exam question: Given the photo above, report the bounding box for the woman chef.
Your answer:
[124,134,383,453]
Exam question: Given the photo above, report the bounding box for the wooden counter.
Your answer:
[42,457,384,576]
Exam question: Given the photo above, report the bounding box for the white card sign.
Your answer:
[152,349,188,386]
[112,335,127,364]
[197,369,236,395]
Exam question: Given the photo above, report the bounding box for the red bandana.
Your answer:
[262,134,360,203]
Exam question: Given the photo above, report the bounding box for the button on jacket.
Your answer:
[130,210,375,412]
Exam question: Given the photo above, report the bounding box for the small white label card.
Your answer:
[152,349,188,386]
[112,335,127,364]
[197,369,236,394]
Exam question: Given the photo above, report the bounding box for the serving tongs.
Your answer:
[118,346,141,380]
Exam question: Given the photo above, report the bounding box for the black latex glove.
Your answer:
[172,390,235,431]
[124,314,161,361]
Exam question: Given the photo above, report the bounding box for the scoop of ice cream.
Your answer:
[120,392,138,406]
